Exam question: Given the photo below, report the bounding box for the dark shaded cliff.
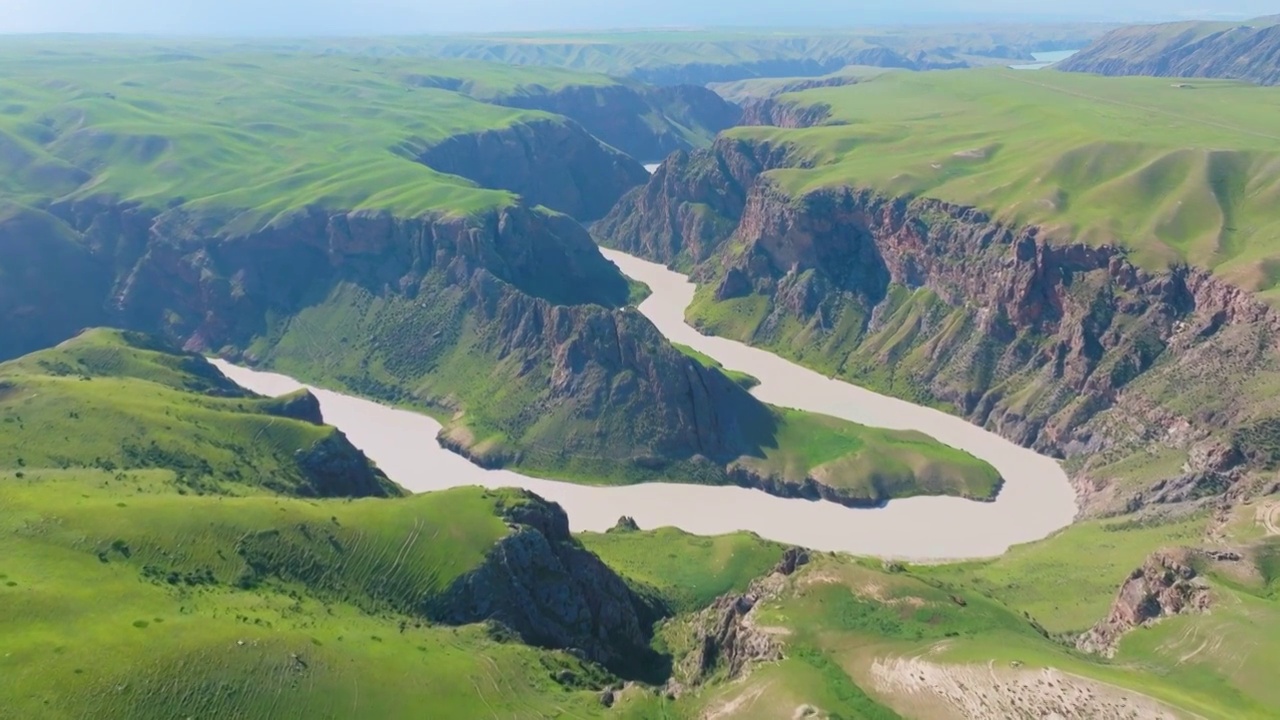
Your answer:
[427,494,667,677]
[417,118,649,221]
[489,83,743,162]
[596,142,1280,515]
[1060,19,1280,85]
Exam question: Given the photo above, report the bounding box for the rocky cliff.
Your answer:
[417,118,649,221]
[668,547,809,694]
[1060,19,1280,85]
[426,493,665,674]
[489,83,742,162]
[2,174,805,486]
[596,141,1280,515]
[738,96,835,129]
[1077,549,1212,656]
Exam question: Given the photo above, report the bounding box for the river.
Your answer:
[212,251,1078,560]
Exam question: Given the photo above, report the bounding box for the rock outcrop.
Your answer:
[426,494,663,673]
[1060,19,1280,85]
[294,431,401,499]
[595,138,1280,516]
[490,83,742,162]
[669,547,809,694]
[1077,549,1212,656]
[418,118,649,221]
[739,96,835,128]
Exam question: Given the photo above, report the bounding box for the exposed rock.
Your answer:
[262,389,325,425]
[739,96,835,128]
[610,516,641,533]
[294,431,401,498]
[490,83,741,162]
[425,494,663,673]
[1077,549,1212,656]
[595,137,1280,516]
[1060,19,1280,85]
[418,117,649,221]
[773,547,811,576]
[670,547,807,693]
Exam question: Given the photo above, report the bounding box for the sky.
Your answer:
[0,0,1273,35]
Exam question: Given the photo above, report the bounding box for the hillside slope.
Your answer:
[595,70,1280,517]
[1060,17,1280,85]
[0,49,1000,502]
[0,328,399,499]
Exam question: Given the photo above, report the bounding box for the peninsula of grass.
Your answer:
[728,68,1280,299]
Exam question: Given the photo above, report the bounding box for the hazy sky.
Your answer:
[0,0,1271,35]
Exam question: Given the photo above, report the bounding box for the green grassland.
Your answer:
[729,68,1280,299]
[0,471,628,719]
[2,330,1277,718]
[582,527,786,612]
[0,328,399,498]
[0,51,556,225]
[745,408,1003,503]
[596,518,1280,720]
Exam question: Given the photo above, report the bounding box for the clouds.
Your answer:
[0,0,1273,34]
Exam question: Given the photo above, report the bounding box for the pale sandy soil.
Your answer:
[868,655,1193,720]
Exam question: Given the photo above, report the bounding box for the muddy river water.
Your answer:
[212,250,1077,559]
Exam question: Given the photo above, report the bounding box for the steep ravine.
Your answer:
[487,83,742,162]
[417,117,649,221]
[595,141,1280,517]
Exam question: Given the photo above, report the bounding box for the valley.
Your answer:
[1,17,1279,720]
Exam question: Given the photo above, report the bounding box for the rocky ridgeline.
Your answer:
[1060,21,1280,86]
[595,137,1280,516]
[489,83,742,162]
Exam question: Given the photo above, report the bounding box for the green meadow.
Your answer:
[731,68,1280,298]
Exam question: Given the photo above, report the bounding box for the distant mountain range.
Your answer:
[1060,15,1280,84]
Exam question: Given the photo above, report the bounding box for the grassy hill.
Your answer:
[728,68,1280,299]
[1,327,1277,719]
[0,329,399,498]
[0,50,582,224]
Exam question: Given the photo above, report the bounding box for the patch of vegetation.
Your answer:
[581,527,785,612]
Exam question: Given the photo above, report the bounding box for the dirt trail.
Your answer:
[1260,502,1280,536]
[869,654,1196,720]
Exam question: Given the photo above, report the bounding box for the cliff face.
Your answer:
[418,118,649,221]
[596,142,1280,515]
[738,97,835,129]
[490,83,742,162]
[1077,549,1212,656]
[593,138,794,268]
[1060,21,1280,85]
[2,169,789,484]
[0,205,112,360]
[427,494,664,674]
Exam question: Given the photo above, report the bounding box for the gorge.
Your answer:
[213,247,1078,560]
